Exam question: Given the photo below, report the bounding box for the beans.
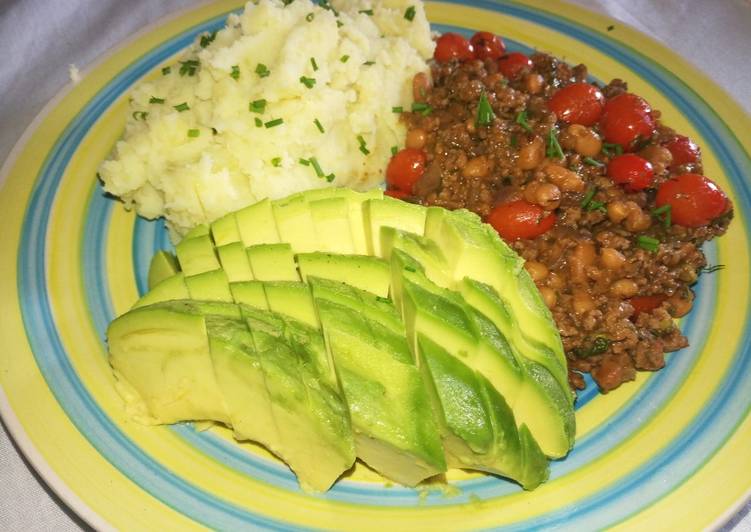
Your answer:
[639,144,673,174]
[610,279,638,298]
[524,182,561,210]
[667,292,693,317]
[560,124,603,157]
[600,247,626,270]
[572,289,596,314]
[544,164,585,192]
[539,287,557,308]
[547,272,565,289]
[569,241,596,283]
[406,128,427,150]
[524,260,549,282]
[524,73,544,95]
[624,207,652,232]
[607,201,630,223]
[462,155,491,178]
[412,72,431,102]
[517,136,545,170]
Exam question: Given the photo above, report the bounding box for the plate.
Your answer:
[1,1,750,529]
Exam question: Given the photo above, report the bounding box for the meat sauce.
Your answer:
[388,32,732,393]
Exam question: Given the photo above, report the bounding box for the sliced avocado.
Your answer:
[342,188,383,255]
[316,298,446,486]
[133,272,188,308]
[185,269,233,302]
[210,212,242,247]
[147,250,179,290]
[379,227,452,289]
[363,197,426,257]
[246,243,299,281]
[235,198,281,246]
[248,326,355,493]
[183,223,210,239]
[298,187,354,202]
[230,281,268,309]
[107,301,231,424]
[297,252,390,298]
[175,234,220,276]
[216,242,254,282]
[308,197,356,254]
[272,195,319,253]
[262,281,318,328]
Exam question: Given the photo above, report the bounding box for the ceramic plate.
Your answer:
[1,1,750,529]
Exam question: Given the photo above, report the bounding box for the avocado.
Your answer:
[272,195,319,253]
[185,269,233,302]
[246,243,299,281]
[235,198,281,246]
[175,234,221,276]
[343,188,383,255]
[183,223,210,239]
[133,272,189,308]
[379,227,452,290]
[262,281,318,328]
[308,197,356,254]
[229,281,268,309]
[316,297,446,486]
[147,250,179,290]
[363,197,427,257]
[210,212,242,247]
[297,252,390,298]
[216,242,254,282]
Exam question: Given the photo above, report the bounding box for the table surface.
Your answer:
[1,0,750,530]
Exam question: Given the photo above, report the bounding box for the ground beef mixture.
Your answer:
[392,48,732,393]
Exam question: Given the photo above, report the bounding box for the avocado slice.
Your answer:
[363,197,427,257]
[229,280,268,309]
[316,297,446,486]
[185,269,233,302]
[133,272,189,308]
[210,212,242,247]
[379,227,452,289]
[246,243,299,281]
[175,234,221,276]
[216,241,254,282]
[297,252,390,298]
[235,198,281,246]
[183,223,210,239]
[308,197,356,254]
[262,281,318,328]
[272,195,319,253]
[147,250,179,290]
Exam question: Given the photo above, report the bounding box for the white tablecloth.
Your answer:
[1,1,750,530]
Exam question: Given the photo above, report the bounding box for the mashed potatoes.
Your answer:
[99,0,433,237]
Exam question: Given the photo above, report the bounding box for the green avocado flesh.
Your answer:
[109,187,574,492]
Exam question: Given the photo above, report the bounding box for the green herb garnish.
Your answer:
[230,65,240,80]
[149,97,165,104]
[325,173,335,183]
[199,31,217,48]
[309,157,324,177]
[391,145,398,156]
[514,109,532,132]
[132,111,148,121]
[305,12,315,22]
[173,102,189,112]
[392,106,403,113]
[187,128,200,138]
[411,102,433,116]
[299,76,316,89]
[583,156,605,167]
[340,54,350,63]
[651,204,672,228]
[264,118,284,128]
[363,61,375,66]
[179,59,199,76]
[636,235,660,252]
[255,63,271,78]
[701,264,725,274]
[299,158,311,166]
[310,57,319,71]
[580,187,606,212]
[359,9,374,15]
[476,91,495,126]
[602,142,623,157]
[313,118,325,133]
[546,128,565,159]
[404,5,416,21]
[249,99,267,113]
[271,157,282,167]
[161,66,171,75]
[336,20,344,28]
[255,117,263,128]
[357,135,370,155]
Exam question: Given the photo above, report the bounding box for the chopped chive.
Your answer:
[404,5,416,21]
[318,0,338,15]
[309,157,324,177]
[161,66,171,75]
[636,235,660,252]
[546,128,565,159]
[230,65,240,80]
[271,157,282,167]
[299,76,316,89]
[476,91,495,126]
[264,118,284,128]
[173,102,189,112]
[132,111,148,121]
[392,106,403,113]
[514,109,532,132]
[199,31,217,48]
[211,127,218,135]
[313,118,325,133]
[255,63,271,78]
[305,12,315,22]
[583,156,605,167]
[702,264,725,274]
[325,173,335,183]
[363,61,375,66]
[651,204,672,228]
[580,187,606,212]
[391,145,398,156]
[149,96,165,104]
[299,158,311,166]
[255,117,263,127]
[179,59,199,76]
[336,20,344,28]
[249,99,267,113]
[310,57,319,71]
[359,9,374,15]
[357,135,370,155]
[340,54,350,63]
[411,102,433,116]
[187,128,200,138]
[510,134,518,148]
[602,142,623,157]
[282,0,295,5]
[607,24,615,31]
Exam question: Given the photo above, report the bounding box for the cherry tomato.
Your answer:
[599,93,655,150]
[386,148,427,193]
[434,33,474,63]
[607,154,654,191]
[655,173,729,227]
[547,83,605,126]
[628,294,667,318]
[470,31,506,60]
[384,188,410,200]
[487,200,556,240]
[497,52,532,80]
[664,135,701,168]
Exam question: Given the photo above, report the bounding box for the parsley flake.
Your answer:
[249,99,267,113]
[230,65,240,80]
[149,97,165,104]
[299,76,316,89]
[255,63,271,78]
[173,102,189,112]
[404,6,416,21]
[199,31,217,48]
[179,59,199,76]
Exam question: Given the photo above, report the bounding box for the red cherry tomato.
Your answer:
[664,135,701,168]
[384,188,410,200]
[628,294,667,318]
[470,31,506,60]
[497,52,532,80]
[599,93,655,150]
[547,83,605,126]
[487,200,556,240]
[655,173,729,227]
[434,33,474,63]
[386,148,427,193]
[607,154,655,191]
